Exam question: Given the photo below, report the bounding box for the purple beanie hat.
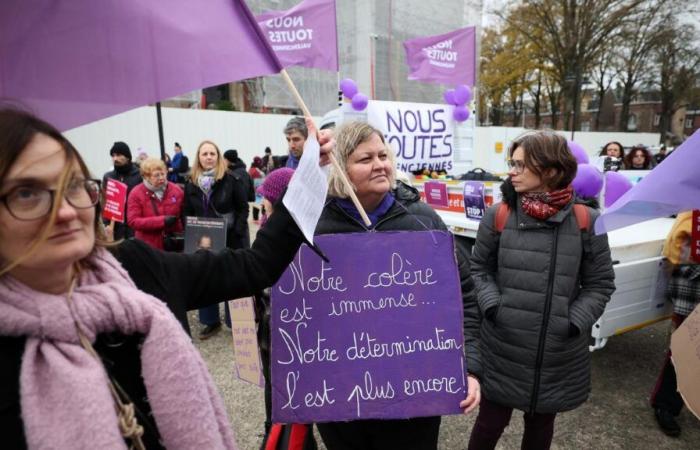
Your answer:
[257,168,294,203]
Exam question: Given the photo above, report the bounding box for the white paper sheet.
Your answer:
[283,134,329,244]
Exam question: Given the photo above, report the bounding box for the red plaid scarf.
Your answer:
[521,186,574,220]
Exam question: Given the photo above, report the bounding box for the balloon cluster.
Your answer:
[443,85,472,122]
[339,78,368,111]
[569,140,633,206]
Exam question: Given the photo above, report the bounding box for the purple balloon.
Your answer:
[453,85,472,105]
[572,163,603,198]
[604,171,633,208]
[351,93,368,111]
[340,78,358,99]
[453,105,470,122]
[443,89,457,105]
[568,140,589,164]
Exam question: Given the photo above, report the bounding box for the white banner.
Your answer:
[361,101,455,173]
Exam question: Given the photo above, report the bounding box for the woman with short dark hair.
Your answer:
[468,131,615,450]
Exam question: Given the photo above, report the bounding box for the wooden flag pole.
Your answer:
[280,69,372,227]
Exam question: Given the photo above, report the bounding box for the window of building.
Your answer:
[627,114,638,131]
[653,114,660,126]
[686,118,693,129]
[581,121,591,132]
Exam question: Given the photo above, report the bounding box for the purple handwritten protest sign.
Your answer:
[403,27,476,86]
[270,231,465,423]
[257,0,338,71]
[463,181,486,220]
[424,181,449,208]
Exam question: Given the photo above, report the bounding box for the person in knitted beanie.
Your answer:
[256,167,294,226]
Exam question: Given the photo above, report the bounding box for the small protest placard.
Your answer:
[424,181,449,208]
[270,231,465,423]
[463,181,485,220]
[184,217,226,253]
[229,297,264,387]
[102,179,127,223]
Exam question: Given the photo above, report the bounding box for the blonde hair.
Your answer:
[327,121,396,198]
[139,157,166,177]
[190,140,228,182]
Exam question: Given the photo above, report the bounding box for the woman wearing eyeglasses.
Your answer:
[126,157,184,250]
[0,108,333,450]
[467,131,615,450]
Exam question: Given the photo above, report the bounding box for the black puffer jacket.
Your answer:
[315,182,482,379]
[470,180,615,414]
[183,172,249,249]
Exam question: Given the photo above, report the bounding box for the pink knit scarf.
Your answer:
[0,248,237,450]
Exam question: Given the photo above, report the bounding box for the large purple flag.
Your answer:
[0,0,283,131]
[403,27,476,86]
[595,129,700,234]
[256,0,338,71]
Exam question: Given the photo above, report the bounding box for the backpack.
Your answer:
[494,202,590,233]
[493,202,592,256]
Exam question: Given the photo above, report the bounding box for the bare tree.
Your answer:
[501,0,645,131]
[616,1,674,131]
[655,17,700,143]
[589,46,620,130]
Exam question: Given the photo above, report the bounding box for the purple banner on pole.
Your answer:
[424,181,449,208]
[270,231,466,423]
[463,181,485,220]
[403,27,476,86]
[257,0,339,71]
[0,0,283,131]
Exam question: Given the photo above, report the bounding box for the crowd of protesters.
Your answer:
[0,104,694,450]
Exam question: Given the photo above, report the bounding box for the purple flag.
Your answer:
[595,129,700,234]
[0,0,283,131]
[403,27,476,86]
[270,231,466,423]
[256,0,338,71]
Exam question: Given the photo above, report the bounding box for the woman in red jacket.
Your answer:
[127,158,184,250]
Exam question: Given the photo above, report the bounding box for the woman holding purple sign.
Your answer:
[468,131,615,450]
[313,121,482,450]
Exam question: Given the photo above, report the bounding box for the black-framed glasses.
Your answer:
[506,159,527,174]
[0,178,101,221]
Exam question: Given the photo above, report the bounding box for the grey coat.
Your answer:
[315,182,483,379]
[470,183,615,413]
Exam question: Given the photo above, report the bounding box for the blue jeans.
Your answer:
[198,301,232,328]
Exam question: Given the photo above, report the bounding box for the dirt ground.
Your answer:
[193,312,699,450]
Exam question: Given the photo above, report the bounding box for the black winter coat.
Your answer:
[0,201,305,450]
[183,172,249,249]
[315,182,483,379]
[470,180,615,414]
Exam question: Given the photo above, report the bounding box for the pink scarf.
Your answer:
[0,248,237,450]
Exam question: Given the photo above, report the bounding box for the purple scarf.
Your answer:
[0,248,237,450]
[335,192,395,227]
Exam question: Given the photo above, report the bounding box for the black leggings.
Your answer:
[467,397,556,450]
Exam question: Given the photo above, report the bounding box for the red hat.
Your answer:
[257,168,294,203]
